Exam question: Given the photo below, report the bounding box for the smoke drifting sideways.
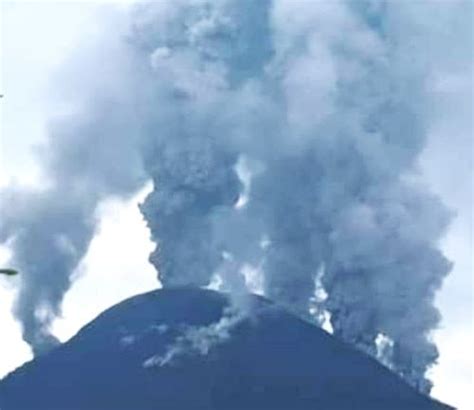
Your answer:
[1,0,467,393]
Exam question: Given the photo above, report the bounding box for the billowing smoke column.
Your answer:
[136,0,455,393]
[0,30,146,354]
[0,0,465,394]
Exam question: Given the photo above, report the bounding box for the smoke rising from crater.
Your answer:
[136,0,456,392]
[1,0,468,393]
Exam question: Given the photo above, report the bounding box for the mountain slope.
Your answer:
[0,288,452,410]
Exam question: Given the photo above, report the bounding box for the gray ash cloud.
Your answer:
[1,0,468,393]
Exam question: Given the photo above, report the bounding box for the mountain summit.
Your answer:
[0,288,452,410]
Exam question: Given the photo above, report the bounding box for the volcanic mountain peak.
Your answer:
[0,288,452,410]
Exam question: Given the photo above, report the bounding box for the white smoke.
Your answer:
[143,305,245,368]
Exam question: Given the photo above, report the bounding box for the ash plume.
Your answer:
[1,0,467,394]
[0,18,146,354]
[135,0,458,393]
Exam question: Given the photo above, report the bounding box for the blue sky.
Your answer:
[0,1,472,408]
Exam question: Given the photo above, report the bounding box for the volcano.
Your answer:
[0,288,452,410]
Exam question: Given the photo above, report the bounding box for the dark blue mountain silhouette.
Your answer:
[0,288,452,410]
